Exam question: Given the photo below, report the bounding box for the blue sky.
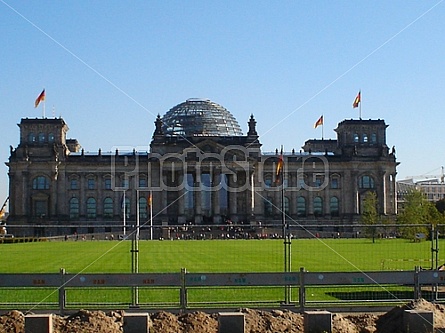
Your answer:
[1,1,445,203]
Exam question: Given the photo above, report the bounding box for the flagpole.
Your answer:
[132,190,140,306]
[279,146,291,304]
[150,190,153,240]
[359,90,362,119]
[321,117,324,140]
[43,99,46,119]
[123,190,126,237]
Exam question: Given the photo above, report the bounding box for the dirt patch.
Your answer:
[0,299,444,332]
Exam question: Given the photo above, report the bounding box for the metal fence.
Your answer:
[0,268,445,313]
[1,223,445,312]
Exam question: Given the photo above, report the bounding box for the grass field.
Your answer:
[0,238,439,309]
[0,237,439,273]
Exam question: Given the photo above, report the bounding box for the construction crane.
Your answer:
[408,166,445,183]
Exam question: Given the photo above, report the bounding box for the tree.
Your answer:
[361,191,379,242]
[397,189,443,240]
[435,198,445,214]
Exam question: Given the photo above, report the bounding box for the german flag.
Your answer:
[353,91,361,108]
[314,115,323,128]
[148,193,152,207]
[34,89,45,108]
[275,149,284,183]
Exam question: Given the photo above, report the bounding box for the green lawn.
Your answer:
[0,237,438,273]
[0,238,438,309]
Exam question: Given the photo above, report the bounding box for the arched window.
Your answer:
[313,196,323,216]
[371,133,377,143]
[103,197,113,218]
[38,132,45,143]
[353,133,359,142]
[359,175,375,189]
[139,197,147,220]
[362,134,368,143]
[28,132,36,143]
[86,197,96,218]
[48,133,55,143]
[297,197,306,216]
[264,198,273,217]
[330,197,339,216]
[69,197,79,219]
[32,176,50,190]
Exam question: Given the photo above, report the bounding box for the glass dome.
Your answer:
[162,98,243,137]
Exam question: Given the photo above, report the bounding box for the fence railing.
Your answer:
[1,268,445,313]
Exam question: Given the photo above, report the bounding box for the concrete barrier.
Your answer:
[123,313,150,333]
[25,314,53,333]
[404,309,433,333]
[304,310,332,333]
[218,312,245,333]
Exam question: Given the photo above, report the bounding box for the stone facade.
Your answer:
[6,104,398,237]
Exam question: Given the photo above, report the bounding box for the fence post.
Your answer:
[180,268,187,311]
[299,267,306,312]
[59,268,66,315]
[414,266,421,300]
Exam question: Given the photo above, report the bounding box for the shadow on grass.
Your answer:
[326,290,445,301]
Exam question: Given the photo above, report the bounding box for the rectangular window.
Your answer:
[331,178,339,189]
[88,178,95,190]
[315,175,324,187]
[139,178,147,188]
[34,200,47,217]
[104,178,112,190]
[70,179,78,190]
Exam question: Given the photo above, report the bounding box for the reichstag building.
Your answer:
[6,98,398,237]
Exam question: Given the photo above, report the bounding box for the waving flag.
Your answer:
[34,89,45,108]
[353,91,361,108]
[314,115,323,128]
[275,148,284,183]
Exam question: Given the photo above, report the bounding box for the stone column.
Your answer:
[212,170,221,216]
[80,173,86,217]
[178,174,185,215]
[351,171,359,214]
[308,189,314,216]
[382,171,387,215]
[246,171,253,218]
[229,173,237,216]
[324,178,330,217]
[290,173,297,216]
[193,169,202,224]
[22,171,30,217]
[162,174,168,215]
